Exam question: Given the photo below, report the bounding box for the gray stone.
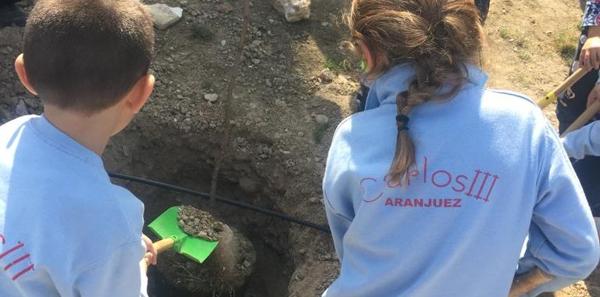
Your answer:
[147,3,183,30]
[318,69,335,84]
[272,0,310,22]
[315,114,329,125]
[217,3,234,13]
[204,93,219,103]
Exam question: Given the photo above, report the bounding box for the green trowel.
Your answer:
[148,206,219,264]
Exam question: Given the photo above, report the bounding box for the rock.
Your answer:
[309,197,320,204]
[272,0,310,22]
[204,93,219,103]
[217,3,234,13]
[315,114,329,125]
[221,40,227,47]
[147,3,183,30]
[318,69,335,84]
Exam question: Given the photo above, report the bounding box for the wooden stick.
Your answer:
[153,238,175,254]
[561,100,600,137]
[538,68,589,109]
[140,238,175,271]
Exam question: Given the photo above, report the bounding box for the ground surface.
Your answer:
[0,0,598,296]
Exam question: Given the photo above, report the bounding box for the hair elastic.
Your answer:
[396,114,410,131]
[396,114,409,124]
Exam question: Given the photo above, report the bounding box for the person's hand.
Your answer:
[588,83,600,109]
[581,27,600,70]
[142,234,157,266]
[581,37,600,70]
[508,268,553,297]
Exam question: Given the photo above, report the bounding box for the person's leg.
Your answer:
[0,0,26,27]
[557,27,600,217]
[573,157,600,216]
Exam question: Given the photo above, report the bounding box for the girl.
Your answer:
[322,1,599,297]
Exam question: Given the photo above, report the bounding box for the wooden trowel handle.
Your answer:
[555,68,588,95]
[538,68,589,108]
[153,238,176,254]
[561,100,600,137]
[141,238,175,272]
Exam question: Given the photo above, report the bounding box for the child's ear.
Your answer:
[125,74,155,114]
[14,54,38,96]
[356,40,375,73]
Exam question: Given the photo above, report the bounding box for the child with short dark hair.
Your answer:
[323,1,599,296]
[0,0,157,295]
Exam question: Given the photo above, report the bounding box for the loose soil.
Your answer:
[0,0,598,296]
[179,205,226,241]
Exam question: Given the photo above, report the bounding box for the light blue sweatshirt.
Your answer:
[322,64,600,297]
[0,115,148,297]
[562,121,600,160]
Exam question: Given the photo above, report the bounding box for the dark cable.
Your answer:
[108,172,331,234]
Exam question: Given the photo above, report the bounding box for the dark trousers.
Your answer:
[0,0,18,6]
[557,26,600,216]
[475,0,490,22]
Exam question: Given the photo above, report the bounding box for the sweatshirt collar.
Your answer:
[364,63,488,111]
[30,115,105,169]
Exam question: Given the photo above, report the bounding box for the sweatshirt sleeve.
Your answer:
[322,120,356,262]
[583,1,600,27]
[561,121,600,160]
[517,128,600,296]
[74,240,148,297]
[324,192,353,261]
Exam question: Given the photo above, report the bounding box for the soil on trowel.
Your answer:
[160,205,257,296]
[178,205,224,241]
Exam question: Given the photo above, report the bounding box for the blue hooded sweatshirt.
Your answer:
[322,64,600,297]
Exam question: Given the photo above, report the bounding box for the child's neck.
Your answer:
[43,105,116,155]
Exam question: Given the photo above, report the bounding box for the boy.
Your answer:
[0,0,157,296]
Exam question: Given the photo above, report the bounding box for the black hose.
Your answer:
[108,172,331,234]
